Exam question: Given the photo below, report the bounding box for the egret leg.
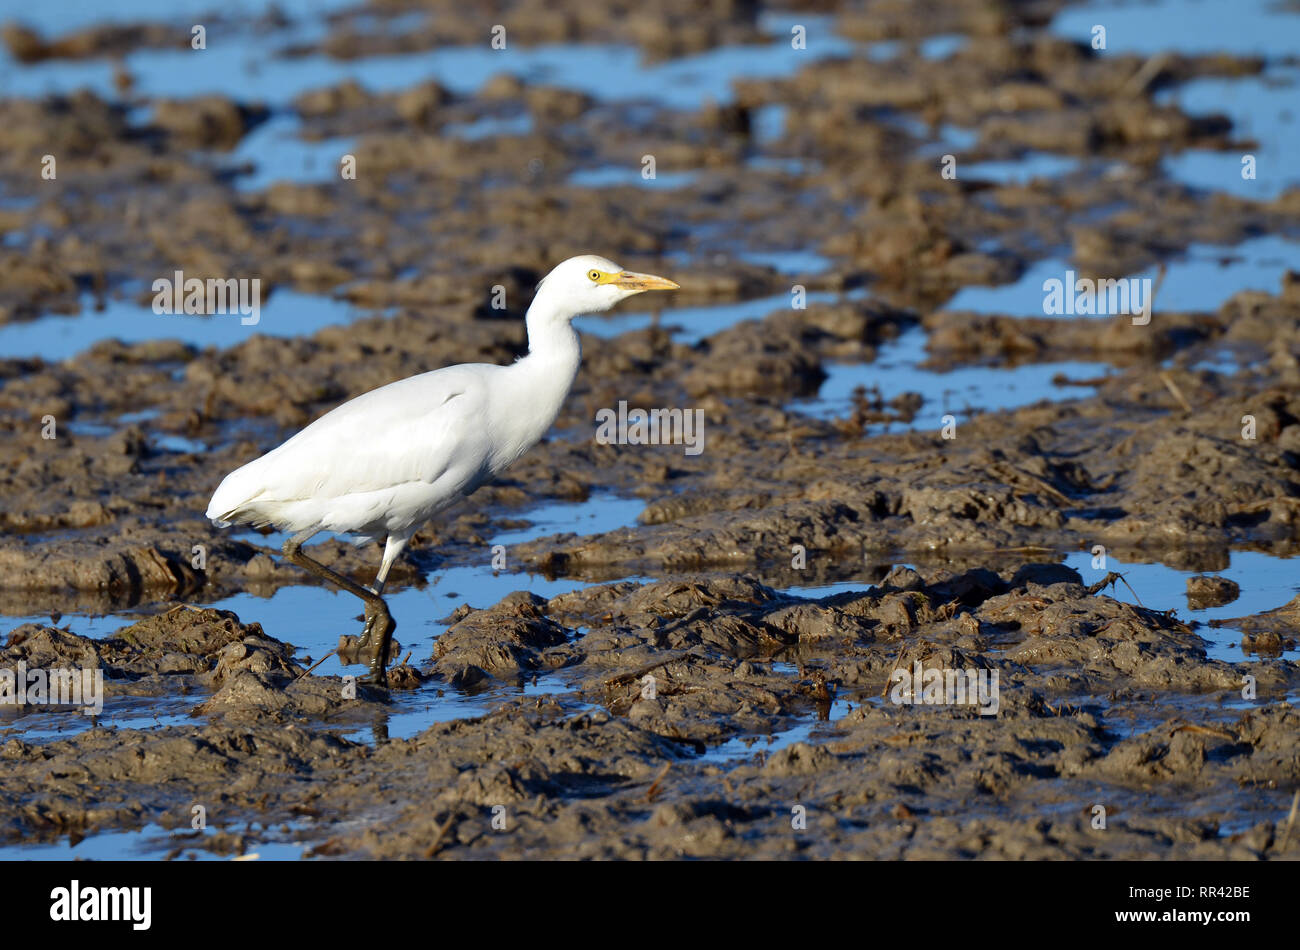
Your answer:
[355,534,411,680]
[282,533,396,684]
[356,552,394,657]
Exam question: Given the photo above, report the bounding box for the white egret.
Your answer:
[206,255,679,683]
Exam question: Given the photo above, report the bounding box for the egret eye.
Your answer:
[588,270,601,282]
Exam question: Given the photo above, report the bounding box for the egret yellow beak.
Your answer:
[612,271,680,293]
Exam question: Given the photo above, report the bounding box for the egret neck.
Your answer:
[492,280,584,465]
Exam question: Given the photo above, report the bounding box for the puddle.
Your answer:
[0,289,378,361]
[0,10,971,118]
[737,250,833,275]
[1053,0,1299,58]
[745,155,815,175]
[0,610,137,641]
[1158,67,1300,201]
[1,494,646,747]
[781,547,1300,668]
[575,289,843,343]
[4,282,840,364]
[943,234,1300,316]
[0,0,351,35]
[567,166,698,189]
[219,492,644,669]
[752,104,788,144]
[867,34,971,63]
[0,820,311,860]
[778,576,908,600]
[1055,0,1300,198]
[337,669,579,744]
[3,696,195,745]
[224,113,354,192]
[793,325,1112,425]
[963,152,1083,186]
[1065,549,1300,664]
[0,12,853,110]
[444,114,534,140]
[491,492,644,545]
[65,416,205,453]
[700,690,852,763]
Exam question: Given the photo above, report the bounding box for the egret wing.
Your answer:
[209,365,495,519]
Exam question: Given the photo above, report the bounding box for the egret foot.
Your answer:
[358,607,396,684]
[356,603,380,651]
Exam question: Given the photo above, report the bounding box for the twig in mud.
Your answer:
[935,599,961,621]
[423,812,457,859]
[1173,724,1237,742]
[1123,52,1172,96]
[880,641,908,698]
[603,650,690,689]
[645,763,672,803]
[1085,571,1145,608]
[1115,574,1146,609]
[984,596,1050,616]
[883,732,922,746]
[1151,261,1168,309]
[164,603,206,616]
[1159,372,1193,413]
[296,649,339,681]
[1232,495,1300,514]
[1281,789,1300,853]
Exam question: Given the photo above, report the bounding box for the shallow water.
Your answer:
[1054,0,1300,199]
[0,0,351,34]
[794,326,1112,425]
[0,10,852,110]
[1053,0,1298,59]
[574,288,843,342]
[0,493,648,750]
[1,270,841,361]
[567,165,698,190]
[963,153,1084,187]
[783,548,1300,667]
[1157,66,1300,201]
[699,688,853,764]
[221,492,647,673]
[225,113,355,192]
[0,820,311,860]
[737,250,833,275]
[1063,549,1300,664]
[945,234,1300,316]
[0,289,375,361]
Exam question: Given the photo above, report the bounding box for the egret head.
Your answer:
[534,254,679,319]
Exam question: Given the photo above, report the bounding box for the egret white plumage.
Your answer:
[206,254,679,682]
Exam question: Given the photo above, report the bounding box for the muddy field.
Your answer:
[0,0,1298,860]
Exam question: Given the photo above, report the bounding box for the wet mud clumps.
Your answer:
[7,570,1294,859]
[0,605,389,721]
